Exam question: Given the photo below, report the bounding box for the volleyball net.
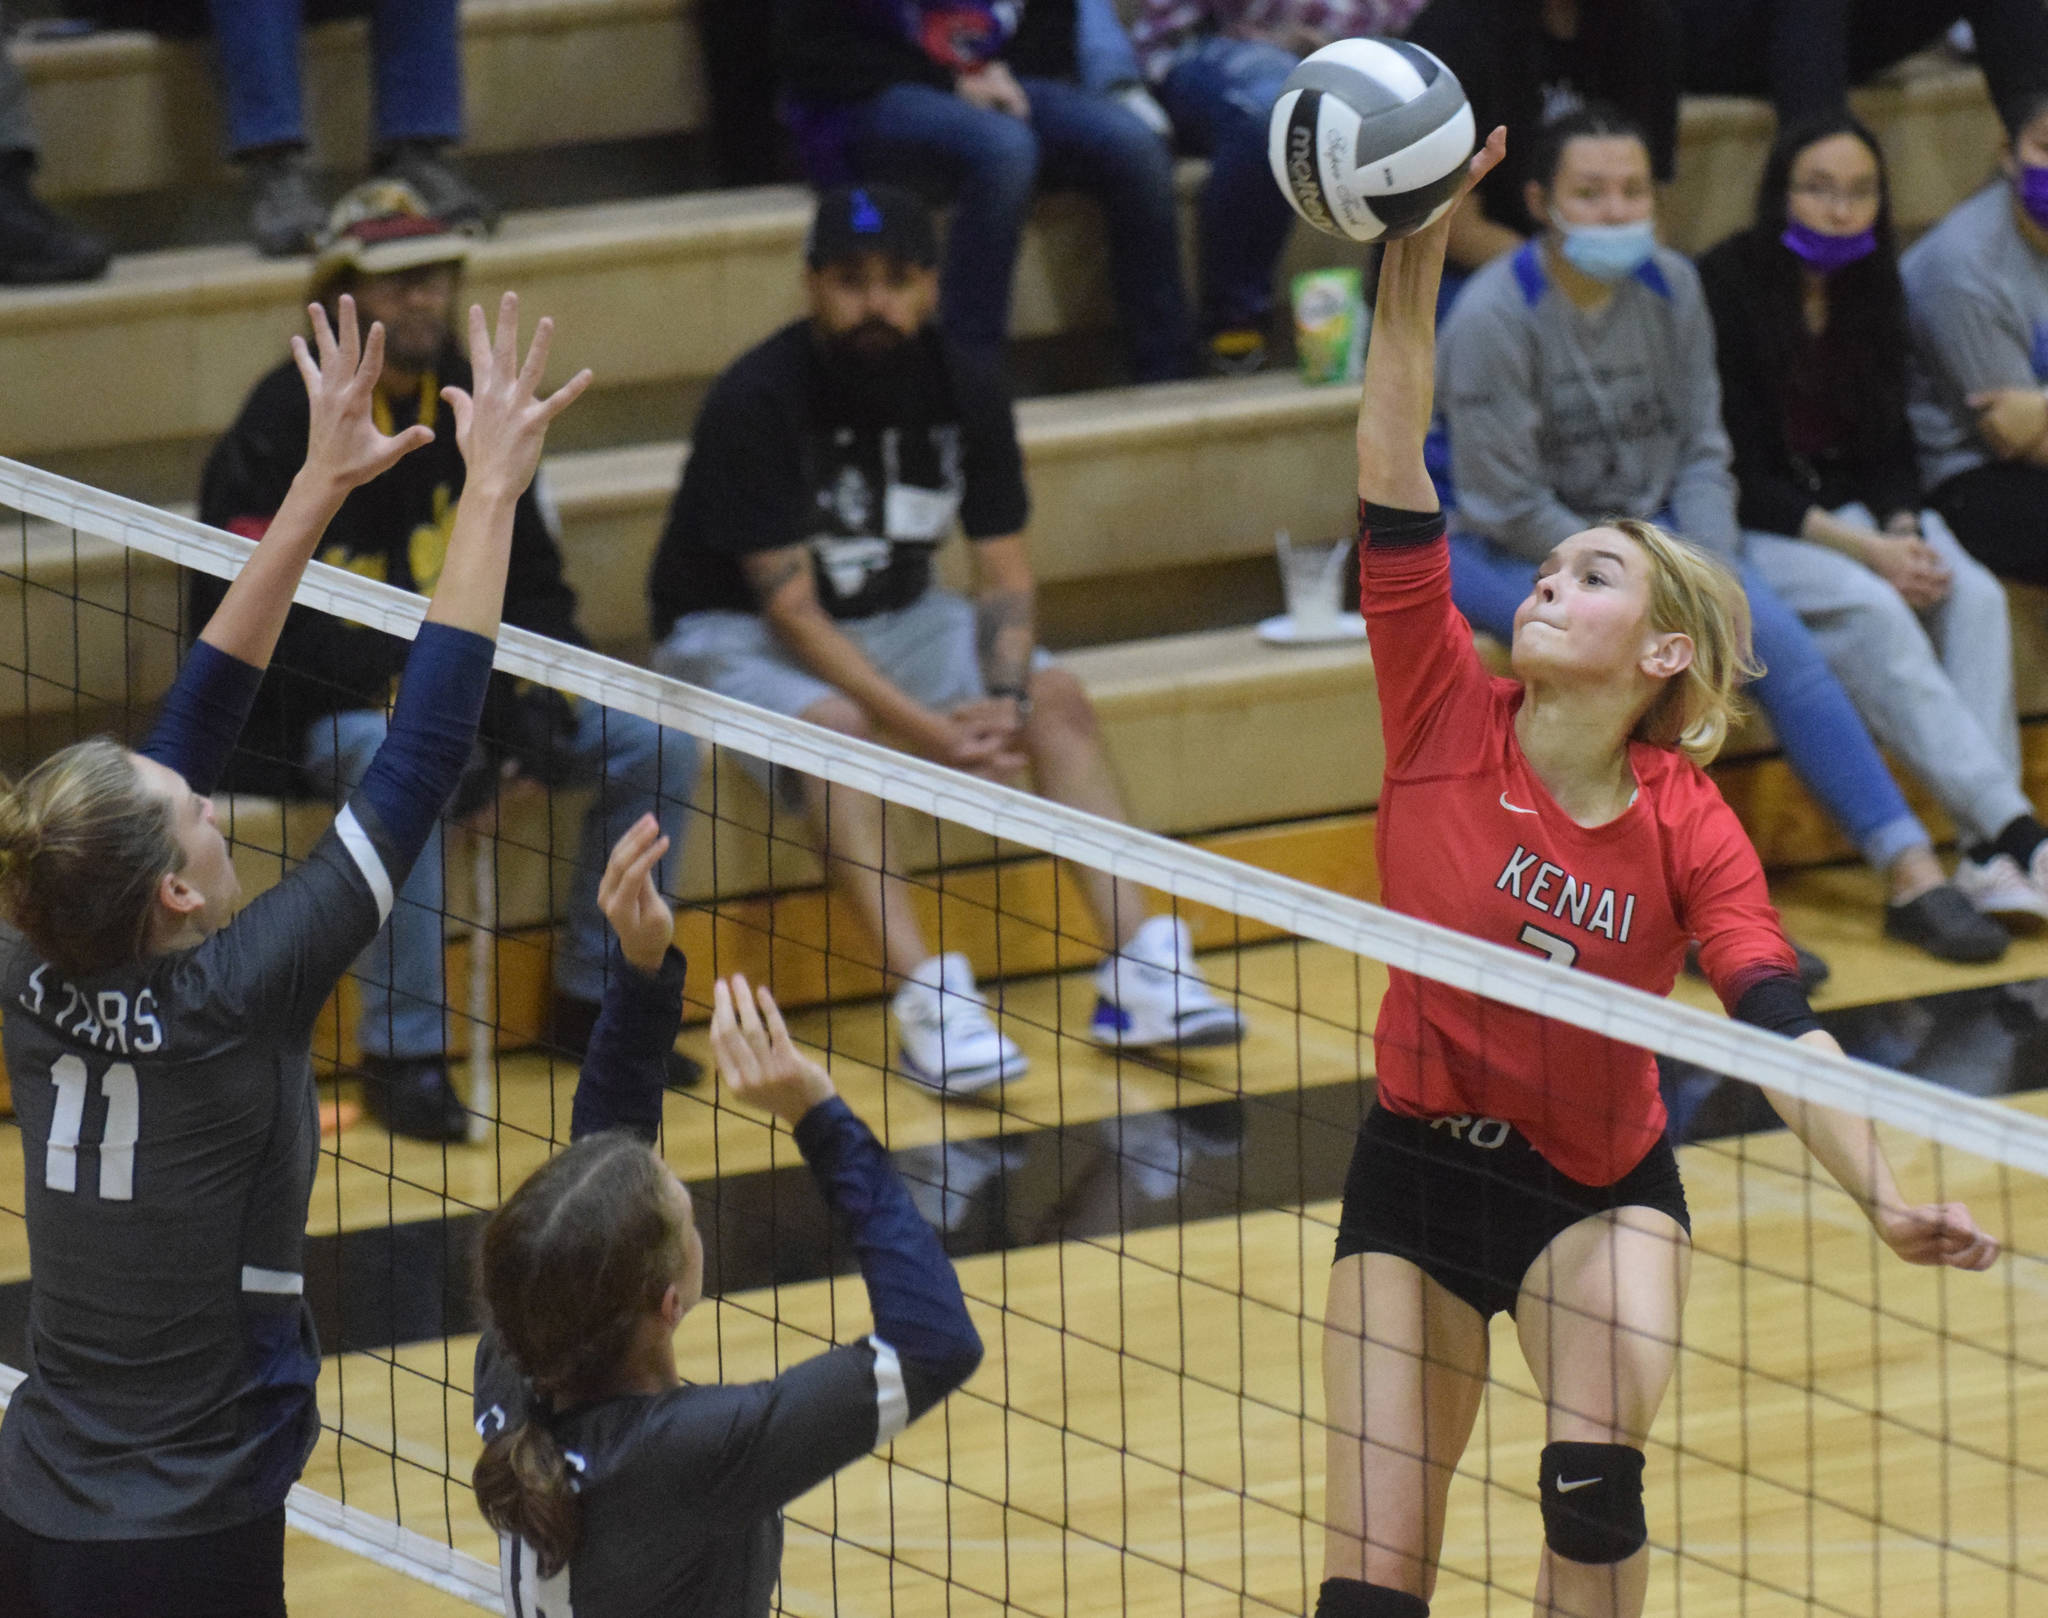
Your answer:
[0,456,2043,1616]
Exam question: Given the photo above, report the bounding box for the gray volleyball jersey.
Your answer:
[0,799,404,1540]
[474,1331,906,1618]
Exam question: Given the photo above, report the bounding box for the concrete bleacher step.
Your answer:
[14,0,706,203]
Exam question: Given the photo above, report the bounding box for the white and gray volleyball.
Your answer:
[1267,39,1475,243]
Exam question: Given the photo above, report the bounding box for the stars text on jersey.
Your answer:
[19,964,165,1055]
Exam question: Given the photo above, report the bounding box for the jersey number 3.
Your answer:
[1517,922,1580,969]
[45,1054,139,1201]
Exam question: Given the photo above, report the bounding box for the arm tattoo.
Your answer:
[743,546,811,607]
[976,585,1035,691]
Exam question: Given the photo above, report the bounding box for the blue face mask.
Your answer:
[1553,215,1658,283]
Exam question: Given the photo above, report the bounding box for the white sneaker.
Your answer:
[892,954,1027,1095]
[1091,916,1248,1050]
[1956,853,2048,922]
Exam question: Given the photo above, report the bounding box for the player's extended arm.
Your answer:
[1357,126,1506,509]
[711,975,984,1421]
[570,814,684,1145]
[142,298,436,794]
[1770,1029,2001,1272]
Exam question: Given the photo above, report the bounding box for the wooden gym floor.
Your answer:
[2,861,2046,1616]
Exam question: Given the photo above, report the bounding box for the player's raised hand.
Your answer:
[438,291,592,498]
[1877,1199,2000,1271]
[709,974,836,1126]
[294,294,435,493]
[596,813,673,975]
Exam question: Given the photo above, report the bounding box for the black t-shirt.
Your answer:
[649,322,1030,636]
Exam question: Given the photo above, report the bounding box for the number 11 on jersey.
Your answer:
[46,1054,140,1201]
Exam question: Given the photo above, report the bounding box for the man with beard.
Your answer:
[197,181,702,1141]
[650,184,1245,1096]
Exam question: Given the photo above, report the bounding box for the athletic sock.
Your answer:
[1314,1577,1429,1618]
[1990,815,2048,869]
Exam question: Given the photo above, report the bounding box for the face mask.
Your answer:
[1780,219,1878,274]
[1553,216,1658,283]
[2017,162,2048,230]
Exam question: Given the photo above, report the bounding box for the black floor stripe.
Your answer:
[3,977,2045,1362]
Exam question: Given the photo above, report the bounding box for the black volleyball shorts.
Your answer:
[1333,1103,1692,1320]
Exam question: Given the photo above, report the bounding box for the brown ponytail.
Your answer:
[0,737,180,977]
[473,1131,691,1576]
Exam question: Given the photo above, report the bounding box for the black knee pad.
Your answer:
[1538,1441,1648,1565]
[1314,1578,1429,1618]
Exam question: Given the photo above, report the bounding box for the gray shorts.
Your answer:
[651,589,987,806]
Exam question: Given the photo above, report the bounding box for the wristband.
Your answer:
[988,683,1033,721]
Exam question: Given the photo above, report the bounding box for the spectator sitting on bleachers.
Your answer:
[1678,0,2048,141]
[1404,0,1680,276]
[1699,113,2048,931]
[777,0,1195,382]
[1904,92,2048,602]
[1130,0,1430,374]
[205,0,497,257]
[0,6,108,283]
[194,181,701,1141]
[1437,105,2006,964]
[649,185,1245,1098]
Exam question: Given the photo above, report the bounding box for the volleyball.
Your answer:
[1267,38,1476,243]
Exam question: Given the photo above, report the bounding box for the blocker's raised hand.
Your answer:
[439,290,592,498]
[596,813,674,976]
[294,294,435,493]
[709,975,836,1127]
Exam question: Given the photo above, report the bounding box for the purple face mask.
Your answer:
[2018,162,2048,230]
[1780,218,1878,274]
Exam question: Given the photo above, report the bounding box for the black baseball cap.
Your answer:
[804,183,939,271]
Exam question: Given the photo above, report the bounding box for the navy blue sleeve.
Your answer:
[353,621,496,865]
[793,1097,983,1417]
[571,948,686,1144]
[197,621,498,1033]
[139,641,264,796]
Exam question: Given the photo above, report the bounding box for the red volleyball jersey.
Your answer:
[1362,524,1798,1185]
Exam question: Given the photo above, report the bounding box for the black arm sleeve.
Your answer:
[1731,973,1824,1039]
[1358,501,1448,549]
[570,949,687,1145]
[794,1097,983,1417]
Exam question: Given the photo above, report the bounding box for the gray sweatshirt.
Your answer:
[1902,182,2048,491]
[1437,240,1741,561]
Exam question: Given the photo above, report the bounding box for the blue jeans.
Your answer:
[850,77,1194,381]
[1154,37,1299,335]
[207,0,463,154]
[1446,532,1929,872]
[302,700,699,1059]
